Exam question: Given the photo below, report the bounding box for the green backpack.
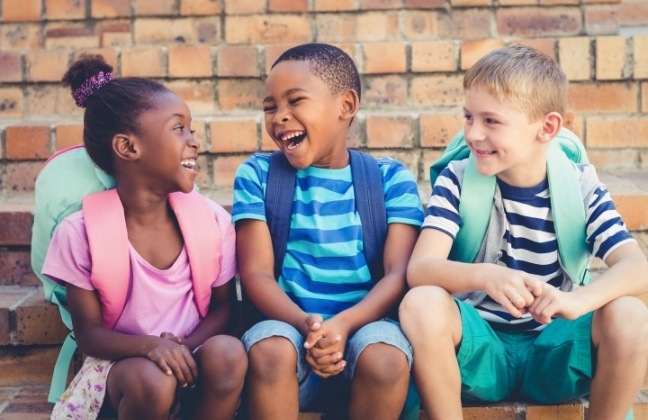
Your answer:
[31,145,117,403]
[429,127,593,287]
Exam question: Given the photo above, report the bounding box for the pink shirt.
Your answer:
[42,198,237,338]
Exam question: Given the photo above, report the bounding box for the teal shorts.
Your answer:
[455,299,594,404]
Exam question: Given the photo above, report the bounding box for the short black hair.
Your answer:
[62,54,170,175]
[272,43,361,101]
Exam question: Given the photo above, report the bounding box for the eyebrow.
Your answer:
[263,87,308,103]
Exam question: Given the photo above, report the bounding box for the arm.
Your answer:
[67,284,198,386]
[236,219,313,334]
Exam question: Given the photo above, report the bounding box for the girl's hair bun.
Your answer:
[62,54,114,107]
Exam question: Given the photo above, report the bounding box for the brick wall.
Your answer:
[1,0,647,194]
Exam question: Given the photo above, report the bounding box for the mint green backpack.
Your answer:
[429,127,593,286]
[31,145,116,403]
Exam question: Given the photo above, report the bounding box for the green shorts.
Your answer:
[455,299,593,404]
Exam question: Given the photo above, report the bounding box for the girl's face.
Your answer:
[132,92,200,194]
[263,60,353,169]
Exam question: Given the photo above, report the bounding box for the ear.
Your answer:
[112,133,140,162]
[339,89,360,121]
[537,111,562,144]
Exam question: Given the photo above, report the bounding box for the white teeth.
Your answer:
[181,159,197,169]
[280,132,305,141]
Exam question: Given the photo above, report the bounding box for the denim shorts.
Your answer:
[242,318,413,410]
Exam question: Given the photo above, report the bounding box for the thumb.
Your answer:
[305,314,323,331]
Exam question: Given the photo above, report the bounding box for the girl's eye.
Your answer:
[174,125,184,132]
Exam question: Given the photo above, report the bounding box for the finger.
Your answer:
[310,352,343,368]
[316,334,342,349]
[496,295,522,318]
[524,278,544,297]
[506,290,528,309]
[304,331,325,350]
[305,314,323,331]
[182,348,199,387]
[165,357,188,386]
[154,357,173,376]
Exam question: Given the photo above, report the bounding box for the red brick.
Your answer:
[613,194,648,232]
[314,0,357,11]
[366,114,415,148]
[14,293,69,345]
[98,19,133,47]
[225,0,265,14]
[497,7,582,37]
[121,47,165,77]
[73,48,118,70]
[55,124,84,150]
[91,0,131,18]
[585,5,619,35]
[6,125,51,160]
[2,0,42,21]
[463,405,516,419]
[362,42,406,74]
[191,118,208,152]
[0,87,24,118]
[269,0,308,12]
[134,18,219,45]
[217,46,260,77]
[261,126,279,151]
[0,23,44,50]
[421,150,442,186]
[361,75,408,108]
[0,211,33,246]
[595,36,629,80]
[25,86,81,118]
[420,112,464,147]
[355,12,400,41]
[642,83,648,112]
[526,402,584,420]
[404,11,438,40]
[512,38,556,60]
[6,162,43,194]
[499,0,535,4]
[404,0,444,8]
[586,117,648,148]
[0,250,40,286]
[169,45,213,78]
[210,118,258,153]
[568,83,638,114]
[540,0,578,4]
[180,0,222,15]
[583,0,621,3]
[588,149,640,172]
[316,14,359,43]
[452,0,491,6]
[411,75,464,107]
[618,0,648,27]
[360,0,403,9]
[0,346,62,387]
[437,9,493,40]
[213,155,247,189]
[559,37,591,81]
[44,21,98,49]
[347,117,363,149]
[218,79,264,111]
[460,38,505,70]
[135,0,175,15]
[45,0,86,19]
[0,52,22,82]
[194,155,212,190]
[225,15,312,44]
[25,49,70,82]
[264,43,299,75]
[412,40,457,72]
[166,80,216,114]
[634,35,648,79]
[0,307,8,345]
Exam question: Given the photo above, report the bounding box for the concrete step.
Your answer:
[0,385,646,419]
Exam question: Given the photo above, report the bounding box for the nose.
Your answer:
[464,121,485,144]
[274,108,289,124]
[188,131,201,152]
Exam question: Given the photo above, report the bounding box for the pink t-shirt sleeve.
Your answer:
[41,211,95,291]
[208,199,238,288]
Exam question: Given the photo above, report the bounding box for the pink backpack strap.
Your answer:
[168,191,221,318]
[82,189,130,330]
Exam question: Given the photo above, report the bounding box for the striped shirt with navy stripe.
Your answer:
[424,160,634,331]
[233,153,424,319]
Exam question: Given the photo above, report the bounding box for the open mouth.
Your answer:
[280,131,306,151]
[181,158,199,172]
[474,149,496,157]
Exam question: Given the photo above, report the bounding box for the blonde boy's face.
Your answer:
[463,87,549,187]
[263,60,352,169]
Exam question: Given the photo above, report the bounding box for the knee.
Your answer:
[399,286,455,333]
[248,336,297,382]
[198,335,248,391]
[595,297,648,353]
[355,343,409,387]
[122,359,177,412]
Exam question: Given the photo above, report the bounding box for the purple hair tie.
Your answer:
[72,71,113,108]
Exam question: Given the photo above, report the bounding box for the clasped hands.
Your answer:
[302,314,349,378]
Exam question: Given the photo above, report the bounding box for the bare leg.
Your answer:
[399,286,464,420]
[589,296,648,420]
[193,335,248,419]
[246,336,300,420]
[106,357,177,420]
[349,342,409,420]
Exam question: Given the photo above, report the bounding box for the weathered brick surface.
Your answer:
[315,0,358,12]
[14,293,68,346]
[0,251,39,287]
[2,0,42,22]
[362,42,406,74]
[225,0,265,14]
[0,88,24,119]
[217,45,261,77]
[0,52,23,83]
[225,15,311,44]
[169,45,213,78]
[213,155,247,189]
[585,5,619,35]
[568,83,638,114]
[25,85,80,118]
[559,37,591,81]
[5,162,42,194]
[460,38,505,70]
[586,117,648,148]
[596,36,629,80]
[54,124,83,150]
[91,0,131,18]
[420,112,464,147]
[135,0,176,15]
[45,0,87,20]
[0,212,33,246]
[5,125,51,160]
[166,80,216,114]
[497,7,582,37]
[366,114,415,148]
[180,0,222,15]
[618,0,648,27]
[218,79,264,110]
[411,75,464,107]
[0,346,62,387]
[0,24,43,50]
[437,9,493,40]
[411,40,457,73]
[121,47,165,77]
[634,36,648,80]
[210,118,259,153]
[269,0,308,12]
[25,49,70,82]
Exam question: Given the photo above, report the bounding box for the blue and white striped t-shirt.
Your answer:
[424,160,635,331]
[232,153,424,319]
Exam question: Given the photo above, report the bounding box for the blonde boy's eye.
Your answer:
[485,118,498,124]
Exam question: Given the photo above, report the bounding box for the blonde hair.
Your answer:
[463,45,568,121]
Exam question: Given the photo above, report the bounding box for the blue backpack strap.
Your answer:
[266,151,297,278]
[349,150,387,281]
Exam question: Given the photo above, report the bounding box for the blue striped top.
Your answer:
[424,160,634,331]
[233,153,424,319]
